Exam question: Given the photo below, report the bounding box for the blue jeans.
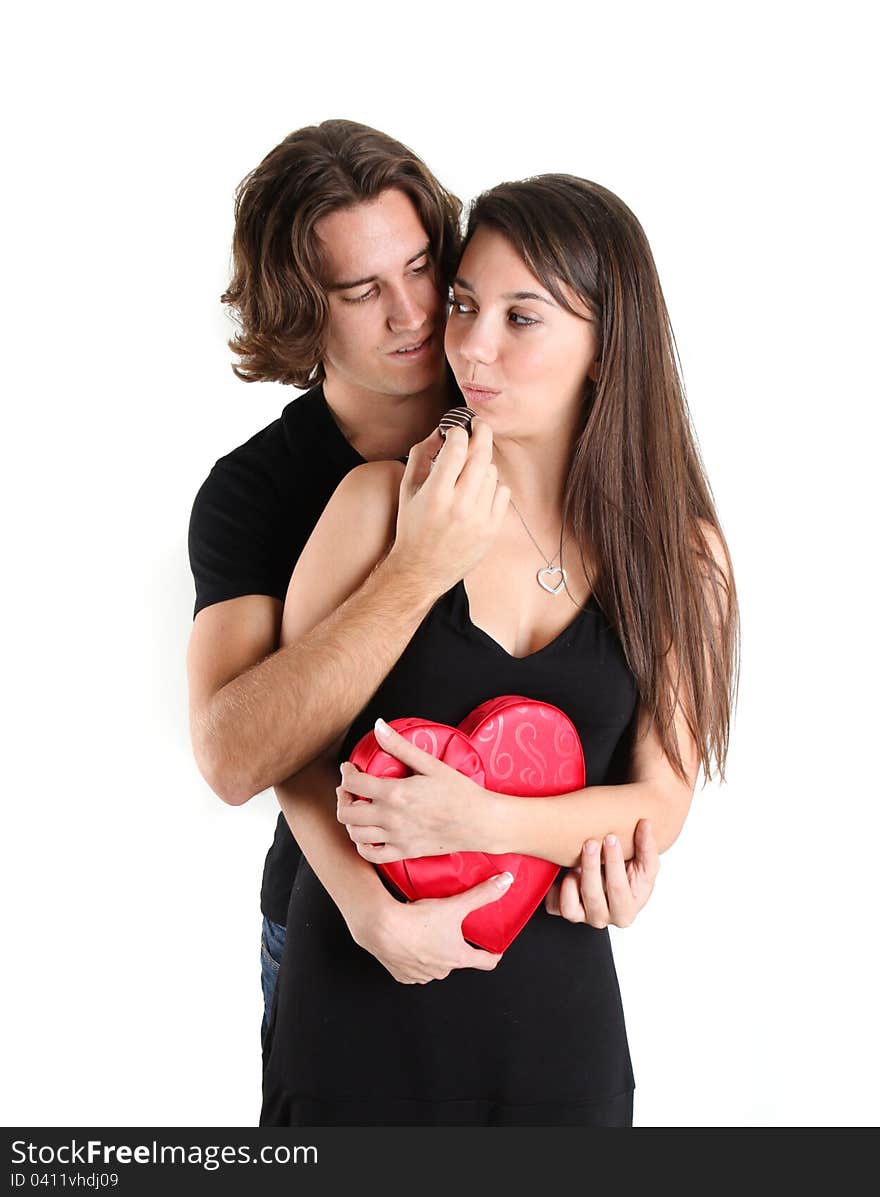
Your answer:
[260,915,287,1046]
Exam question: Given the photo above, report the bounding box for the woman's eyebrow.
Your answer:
[453,277,555,306]
[330,243,431,291]
[504,290,555,306]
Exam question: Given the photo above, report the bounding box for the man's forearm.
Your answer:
[201,558,438,804]
[274,761,395,941]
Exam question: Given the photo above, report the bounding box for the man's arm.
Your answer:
[187,558,437,805]
[544,819,660,928]
[256,441,514,983]
[187,422,508,805]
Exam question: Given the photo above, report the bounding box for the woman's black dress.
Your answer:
[261,580,640,1126]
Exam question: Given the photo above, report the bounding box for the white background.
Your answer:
[3,0,877,1128]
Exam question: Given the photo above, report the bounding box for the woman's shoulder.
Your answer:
[311,460,404,565]
[340,458,406,488]
[332,459,405,513]
[281,460,406,643]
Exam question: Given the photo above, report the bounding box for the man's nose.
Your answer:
[387,285,426,333]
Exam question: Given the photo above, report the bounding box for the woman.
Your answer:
[261,175,739,1126]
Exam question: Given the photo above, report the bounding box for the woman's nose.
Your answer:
[459,317,498,366]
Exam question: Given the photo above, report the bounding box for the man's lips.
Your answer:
[387,333,433,356]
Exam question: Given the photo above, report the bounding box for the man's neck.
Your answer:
[324,376,453,461]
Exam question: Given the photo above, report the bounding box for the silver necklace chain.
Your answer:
[508,496,581,607]
[508,497,565,566]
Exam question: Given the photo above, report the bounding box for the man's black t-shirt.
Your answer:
[188,384,364,923]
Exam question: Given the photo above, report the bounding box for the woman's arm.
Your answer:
[495,690,699,862]
[338,708,694,868]
[337,522,729,868]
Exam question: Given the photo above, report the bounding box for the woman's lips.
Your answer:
[460,382,500,403]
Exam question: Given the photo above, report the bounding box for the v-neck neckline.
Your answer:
[457,579,599,662]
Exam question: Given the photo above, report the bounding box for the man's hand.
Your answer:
[544,820,660,928]
[386,419,510,596]
[347,872,513,984]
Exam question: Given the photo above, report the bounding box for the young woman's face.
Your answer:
[445,226,600,441]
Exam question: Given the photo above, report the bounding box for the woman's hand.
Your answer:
[337,720,494,861]
[347,873,513,984]
[544,820,660,928]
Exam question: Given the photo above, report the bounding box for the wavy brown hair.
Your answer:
[221,120,462,387]
[463,176,740,785]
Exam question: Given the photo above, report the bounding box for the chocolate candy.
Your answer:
[438,406,478,439]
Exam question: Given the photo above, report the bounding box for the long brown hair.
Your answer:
[463,176,740,785]
[222,120,462,387]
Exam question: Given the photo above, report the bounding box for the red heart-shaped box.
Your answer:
[348,695,586,953]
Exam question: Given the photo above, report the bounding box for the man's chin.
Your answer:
[379,363,447,399]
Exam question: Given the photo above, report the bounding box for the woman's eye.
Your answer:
[509,312,538,326]
[411,260,431,275]
[344,288,377,304]
[450,299,475,315]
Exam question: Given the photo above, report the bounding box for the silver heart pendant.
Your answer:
[537,565,567,595]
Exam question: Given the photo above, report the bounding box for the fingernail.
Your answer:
[605,834,617,848]
[375,718,391,737]
[573,866,582,878]
[584,841,599,856]
[495,871,514,890]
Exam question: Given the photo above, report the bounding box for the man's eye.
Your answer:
[411,260,431,275]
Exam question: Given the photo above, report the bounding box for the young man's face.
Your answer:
[316,188,447,400]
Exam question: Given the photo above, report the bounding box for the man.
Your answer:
[186,120,660,1042]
